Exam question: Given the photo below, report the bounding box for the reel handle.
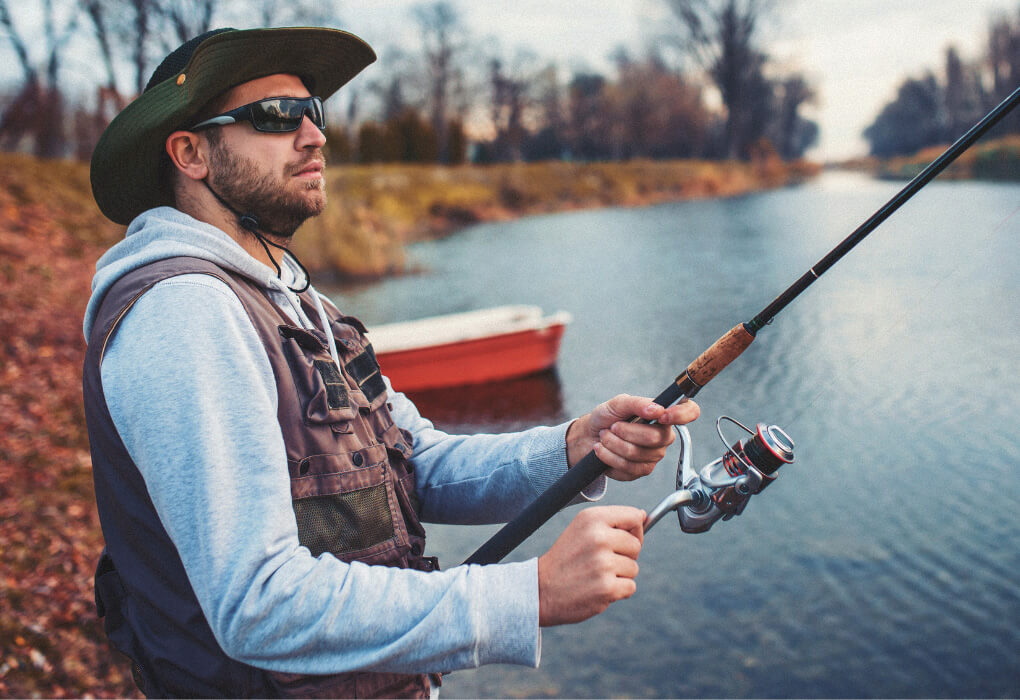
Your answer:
[643,425,702,532]
[643,489,699,532]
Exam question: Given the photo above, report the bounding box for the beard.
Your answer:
[206,138,327,240]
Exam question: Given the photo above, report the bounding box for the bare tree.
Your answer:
[154,0,217,48]
[987,6,1020,133]
[82,0,131,101]
[412,1,465,163]
[87,0,180,97]
[863,74,943,157]
[943,46,985,139]
[664,0,774,159]
[487,49,540,162]
[566,71,609,161]
[228,0,341,31]
[0,0,79,157]
[128,0,157,94]
[362,46,420,122]
[768,75,816,159]
[606,53,711,159]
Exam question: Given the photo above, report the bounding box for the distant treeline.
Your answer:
[0,0,818,165]
[864,6,1020,158]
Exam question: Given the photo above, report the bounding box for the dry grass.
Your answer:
[873,135,1020,181]
[295,157,821,279]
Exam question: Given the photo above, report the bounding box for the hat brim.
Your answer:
[91,27,376,225]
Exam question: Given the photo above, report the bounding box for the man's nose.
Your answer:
[295,114,326,149]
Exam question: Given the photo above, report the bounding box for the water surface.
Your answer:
[327,172,1020,698]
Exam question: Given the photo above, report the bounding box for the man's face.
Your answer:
[204,73,327,237]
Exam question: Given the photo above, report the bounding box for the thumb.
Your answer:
[597,394,664,424]
[591,394,640,430]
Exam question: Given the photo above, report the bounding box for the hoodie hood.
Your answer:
[83,206,311,339]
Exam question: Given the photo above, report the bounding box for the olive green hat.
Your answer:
[90,27,376,225]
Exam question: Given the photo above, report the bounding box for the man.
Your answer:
[83,27,700,698]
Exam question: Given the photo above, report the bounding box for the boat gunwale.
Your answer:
[367,305,572,353]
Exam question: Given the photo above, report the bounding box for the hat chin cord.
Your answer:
[201,179,311,293]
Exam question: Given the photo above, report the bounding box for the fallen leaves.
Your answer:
[0,154,137,697]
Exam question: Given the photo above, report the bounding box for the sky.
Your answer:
[2,0,1017,160]
[340,0,1017,161]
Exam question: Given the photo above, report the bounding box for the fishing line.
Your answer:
[780,200,1020,433]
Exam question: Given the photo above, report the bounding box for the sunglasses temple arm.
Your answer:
[189,115,238,130]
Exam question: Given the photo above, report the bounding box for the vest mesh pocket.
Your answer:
[293,484,394,557]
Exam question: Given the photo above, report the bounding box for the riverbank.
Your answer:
[294,157,821,280]
[841,135,1020,181]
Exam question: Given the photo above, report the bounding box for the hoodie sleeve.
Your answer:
[383,380,607,525]
[101,274,540,674]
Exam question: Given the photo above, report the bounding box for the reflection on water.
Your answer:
[394,370,567,434]
[328,173,1020,698]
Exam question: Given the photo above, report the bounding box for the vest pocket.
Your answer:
[290,457,406,563]
[380,420,414,460]
[278,324,357,425]
[294,486,394,558]
[344,343,387,406]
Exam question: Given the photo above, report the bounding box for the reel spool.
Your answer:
[644,417,795,534]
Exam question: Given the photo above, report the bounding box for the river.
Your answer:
[325,172,1020,698]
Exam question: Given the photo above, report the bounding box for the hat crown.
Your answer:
[91,26,376,225]
[144,27,236,92]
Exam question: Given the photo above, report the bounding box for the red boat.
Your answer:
[368,305,571,391]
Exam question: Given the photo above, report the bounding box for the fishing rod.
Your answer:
[464,84,1020,566]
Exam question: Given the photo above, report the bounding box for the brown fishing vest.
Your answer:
[85,257,438,698]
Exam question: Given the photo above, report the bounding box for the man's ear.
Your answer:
[166,131,210,182]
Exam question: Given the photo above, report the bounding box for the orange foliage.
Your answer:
[0,155,138,697]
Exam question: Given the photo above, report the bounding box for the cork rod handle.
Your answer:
[684,324,756,387]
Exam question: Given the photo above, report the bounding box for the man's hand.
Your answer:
[537,506,645,626]
[566,394,700,481]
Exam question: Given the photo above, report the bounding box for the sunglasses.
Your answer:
[189,96,326,133]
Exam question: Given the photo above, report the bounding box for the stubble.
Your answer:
[207,136,327,241]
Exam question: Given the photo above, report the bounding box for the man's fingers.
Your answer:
[658,400,701,425]
[593,443,656,479]
[597,395,700,428]
[601,394,661,420]
[600,524,643,559]
[603,421,674,448]
[611,555,640,581]
[538,506,645,626]
[596,432,665,465]
[581,505,646,532]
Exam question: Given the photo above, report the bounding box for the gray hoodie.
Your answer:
[83,207,604,675]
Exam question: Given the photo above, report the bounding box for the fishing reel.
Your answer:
[644,417,795,534]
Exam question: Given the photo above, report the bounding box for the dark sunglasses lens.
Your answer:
[304,98,325,128]
[251,98,324,132]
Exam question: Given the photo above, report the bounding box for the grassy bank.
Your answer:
[847,135,1020,181]
[0,151,815,697]
[295,157,820,279]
